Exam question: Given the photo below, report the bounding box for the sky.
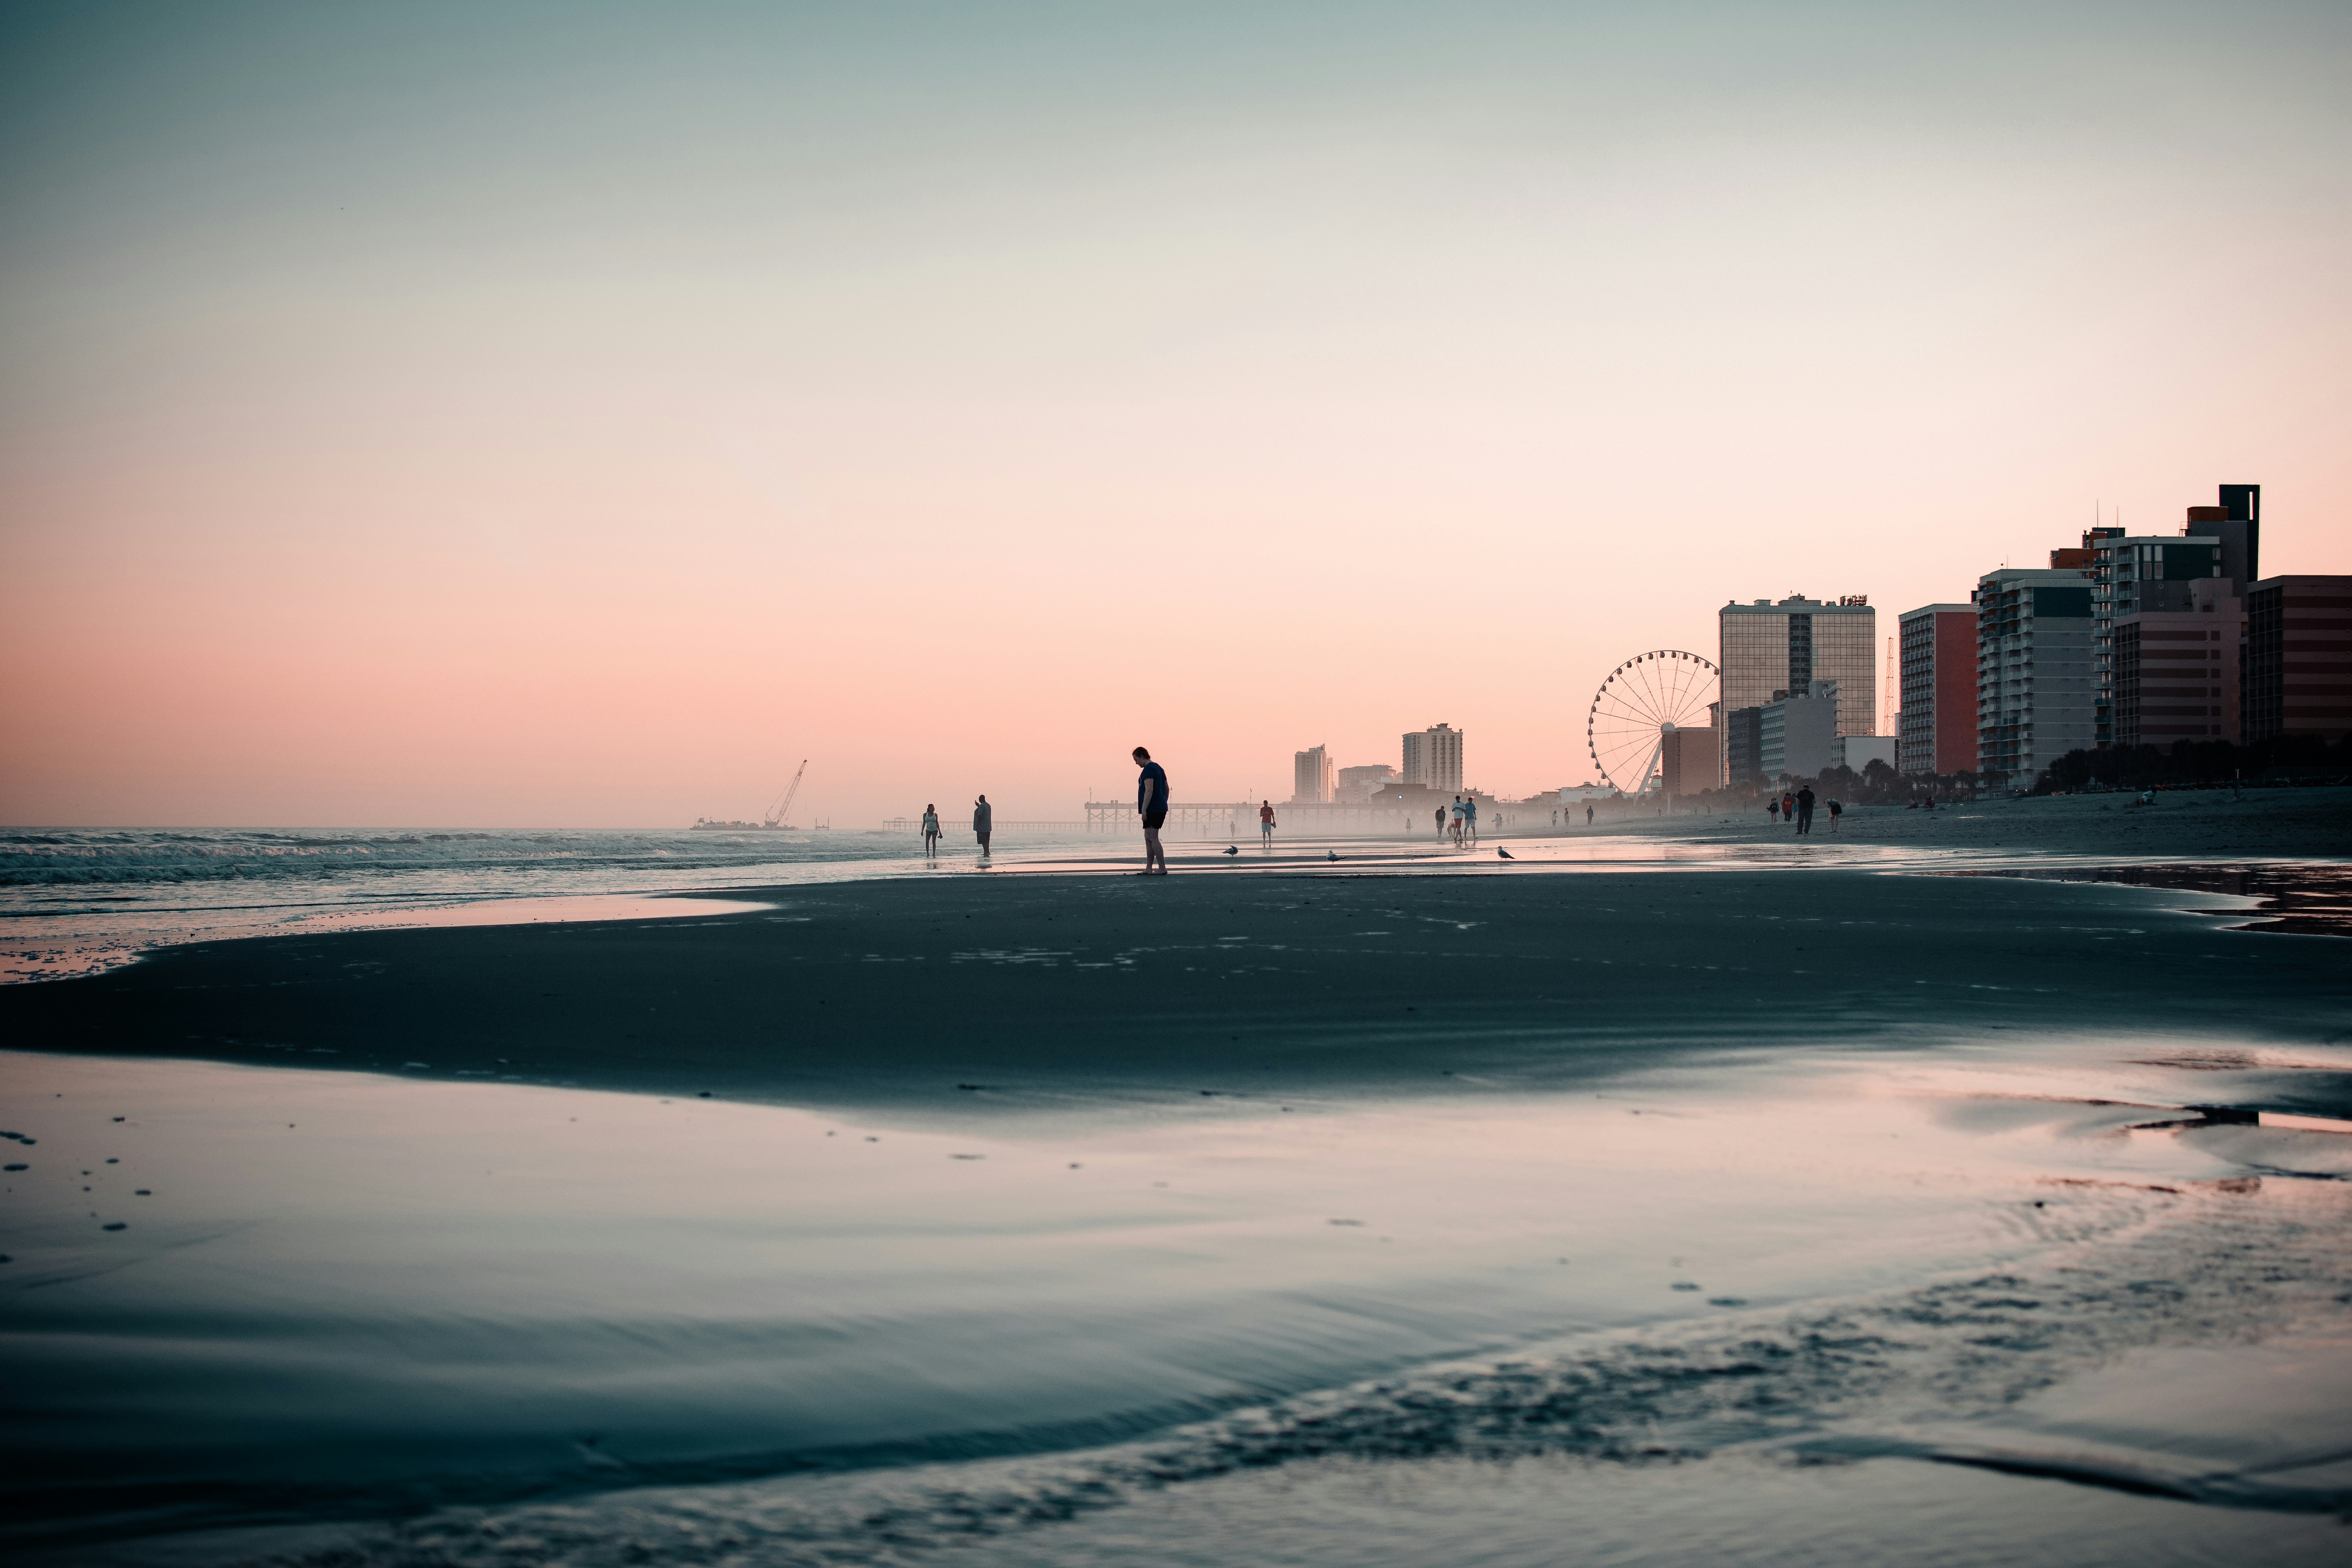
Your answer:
[3,0,2347,826]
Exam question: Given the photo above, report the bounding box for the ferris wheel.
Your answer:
[1587,649,1719,796]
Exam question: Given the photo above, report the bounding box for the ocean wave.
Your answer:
[0,829,882,889]
[234,1181,2351,1568]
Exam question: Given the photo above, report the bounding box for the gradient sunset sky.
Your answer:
[4,1,2347,826]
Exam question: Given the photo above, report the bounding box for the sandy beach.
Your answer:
[4,793,2351,1564]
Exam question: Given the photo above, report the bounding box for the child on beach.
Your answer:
[921,804,940,855]
[1768,798,1780,823]
[1135,747,1169,874]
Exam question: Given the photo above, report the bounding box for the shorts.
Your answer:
[1142,811,1167,830]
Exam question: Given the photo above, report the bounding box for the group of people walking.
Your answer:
[1766,786,1842,835]
[1438,795,1479,847]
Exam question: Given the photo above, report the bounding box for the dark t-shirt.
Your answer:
[1137,762,1169,814]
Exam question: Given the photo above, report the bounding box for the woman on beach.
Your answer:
[921,804,940,856]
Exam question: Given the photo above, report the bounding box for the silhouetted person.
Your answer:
[1434,805,1447,837]
[1585,803,1594,827]
[1827,799,1842,833]
[1769,797,1780,823]
[1795,785,1816,835]
[1464,795,1479,846]
[1134,746,1169,874]
[972,795,992,857]
[921,803,940,856]
[1260,799,1276,846]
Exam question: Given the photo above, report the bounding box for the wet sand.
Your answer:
[4,860,2349,1117]
[1570,782,2352,861]
[5,805,2350,1565]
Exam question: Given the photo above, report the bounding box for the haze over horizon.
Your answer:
[4,0,2347,828]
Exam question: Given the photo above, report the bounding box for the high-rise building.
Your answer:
[2244,576,2352,743]
[1897,603,1978,777]
[1756,681,1841,780]
[1292,745,1333,804]
[2090,527,2226,746]
[1724,706,1764,785]
[2114,578,2241,748]
[2084,487,2254,746]
[1400,724,1463,793]
[1717,597,1876,780]
[1976,568,2097,787]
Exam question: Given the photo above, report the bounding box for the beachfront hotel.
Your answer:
[1292,745,1334,804]
[1897,603,1978,777]
[1717,596,1876,782]
[2244,575,2352,744]
[1974,568,2097,788]
[1400,724,1463,793]
[2113,577,2242,749]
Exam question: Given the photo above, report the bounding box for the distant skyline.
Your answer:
[4,2,2348,825]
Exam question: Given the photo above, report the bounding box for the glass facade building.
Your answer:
[1717,595,1877,778]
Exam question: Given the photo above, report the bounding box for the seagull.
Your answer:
[1223,844,1239,856]
[1497,847,1515,859]
[1326,850,1340,861]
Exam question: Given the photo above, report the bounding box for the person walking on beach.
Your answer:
[972,795,992,858]
[1794,785,1816,835]
[1585,802,1594,828]
[1781,790,1795,824]
[1826,798,1843,833]
[1449,797,1465,846]
[921,803,940,856]
[1434,805,1447,837]
[1464,795,1479,847]
[1768,797,1780,823]
[1134,746,1169,874]
[1260,800,1276,847]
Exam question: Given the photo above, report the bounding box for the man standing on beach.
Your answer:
[1259,799,1275,847]
[972,795,992,858]
[1586,803,1594,827]
[1464,795,1479,847]
[1795,784,1816,835]
[1134,747,1169,874]
[1434,805,1447,837]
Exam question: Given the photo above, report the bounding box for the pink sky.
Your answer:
[4,3,2347,826]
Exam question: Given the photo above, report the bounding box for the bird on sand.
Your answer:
[1223,844,1239,855]
[1326,849,1340,861]
[1497,847,1515,859]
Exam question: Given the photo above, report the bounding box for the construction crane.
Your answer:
[765,760,808,829]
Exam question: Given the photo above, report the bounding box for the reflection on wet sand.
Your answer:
[1936,862,2352,937]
